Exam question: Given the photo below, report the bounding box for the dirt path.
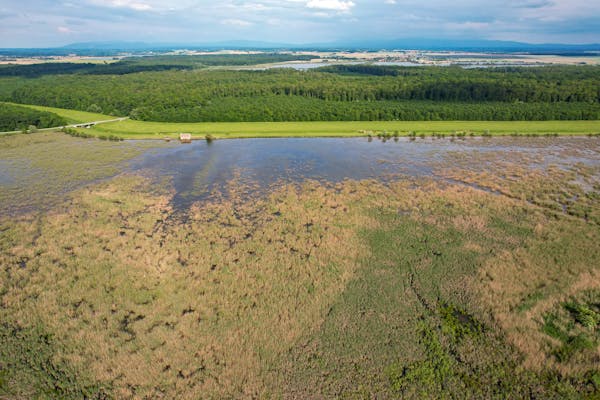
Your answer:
[0,117,129,135]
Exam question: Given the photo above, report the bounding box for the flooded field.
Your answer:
[0,133,169,215]
[133,136,600,224]
[1,132,599,399]
[4,133,598,214]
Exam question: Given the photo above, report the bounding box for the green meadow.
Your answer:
[14,103,600,139]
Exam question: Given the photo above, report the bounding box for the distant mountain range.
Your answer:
[2,38,600,56]
[59,39,600,52]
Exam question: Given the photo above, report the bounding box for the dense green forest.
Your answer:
[0,62,193,78]
[122,53,316,66]
[0,102,66,131]
[127,97,600,122]
[0,54,315,77]
[1,62,599,122]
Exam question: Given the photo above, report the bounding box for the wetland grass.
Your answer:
[1,134,599,398]
[0,131,168,215]
[1,176,370,398]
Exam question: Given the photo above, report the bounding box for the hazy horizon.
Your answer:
[5,37,600,51]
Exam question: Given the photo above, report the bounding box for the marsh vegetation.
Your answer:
[1,132,599,398]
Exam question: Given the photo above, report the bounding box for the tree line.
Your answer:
[129,97,600,122]
[0,54,315,78]
[0,103,66,131]
[1,64,598,122]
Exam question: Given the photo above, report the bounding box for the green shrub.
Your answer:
[542,313,568,341]
[439,303,482,340]
[554,334,595,362]
[61,127,94,139]
[0,323,109,398]
[386,323,453,395]
[565,302,600,329]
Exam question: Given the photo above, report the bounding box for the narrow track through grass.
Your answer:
[10,103,600,139]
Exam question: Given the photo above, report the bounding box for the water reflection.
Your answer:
[129,137,600,210]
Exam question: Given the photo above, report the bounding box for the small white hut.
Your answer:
[179,133,192,143]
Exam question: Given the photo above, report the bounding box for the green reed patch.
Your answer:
[542,290,600,364]
[0,323,110,399]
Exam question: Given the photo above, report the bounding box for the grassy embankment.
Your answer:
[1,132,599,398]
[13,103,600,139]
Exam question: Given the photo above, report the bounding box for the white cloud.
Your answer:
[306,0,355,12]
[446,21,490,30]
[112,0,152,11]
[3,0,600,47]
[517,0,600,21]
[89,0,152,11]
[241,3,271,12]
[222,18,253,27]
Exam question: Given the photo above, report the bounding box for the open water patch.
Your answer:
[3,135,598,216]
[128,137,600,212]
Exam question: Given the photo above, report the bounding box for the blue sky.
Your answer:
[1,0,599,47]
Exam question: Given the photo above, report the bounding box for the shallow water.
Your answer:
[247,61,539,70]
[2,135,598,215]
[0,135,173,216]
[0,160,16,185]
[129,137,600,210]
[249,61,422,70]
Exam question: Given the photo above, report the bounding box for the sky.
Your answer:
[1,0,599,47]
